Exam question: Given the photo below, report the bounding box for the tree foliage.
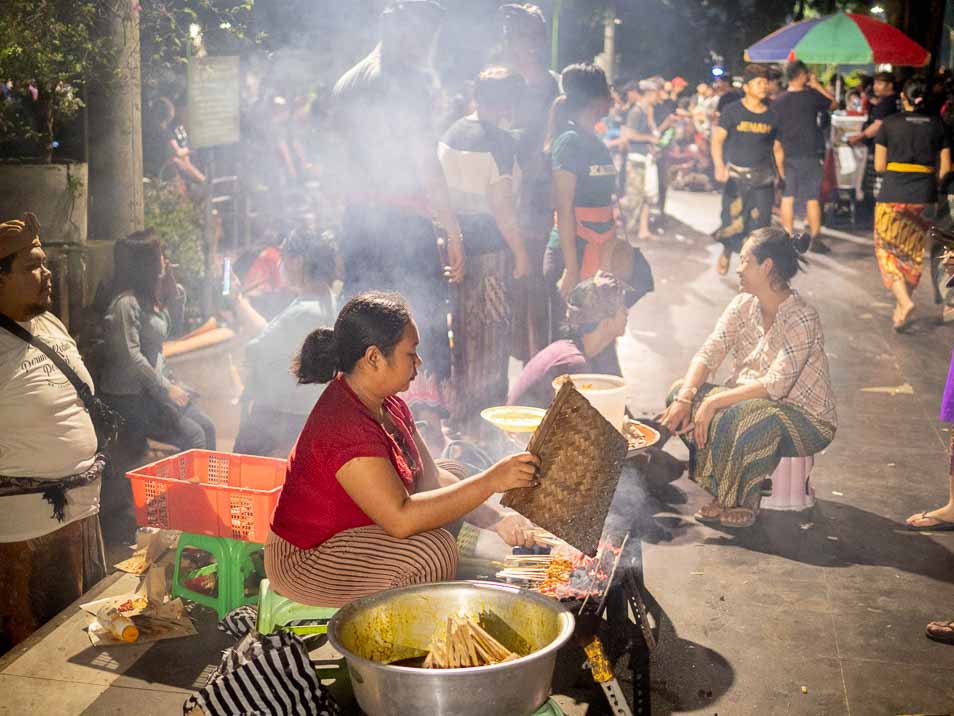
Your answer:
[139,0,257,95]
[0,0,102,161]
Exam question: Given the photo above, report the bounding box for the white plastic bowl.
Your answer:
[551,373,627,430]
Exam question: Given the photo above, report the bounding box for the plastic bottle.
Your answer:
[97,605,139,643]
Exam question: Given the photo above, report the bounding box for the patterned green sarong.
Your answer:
[667,382,836,507]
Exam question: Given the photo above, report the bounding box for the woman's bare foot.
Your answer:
[906,506,954,529]
[695,500,723,523]
[894,301,915,332]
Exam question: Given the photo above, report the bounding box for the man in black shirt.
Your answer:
[848,70,899,146]
[773,60,836,253]
[710,64,780,274]
[713,76,742,118]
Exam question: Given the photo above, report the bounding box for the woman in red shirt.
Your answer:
[265,292,541,606]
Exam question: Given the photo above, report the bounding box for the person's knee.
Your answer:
[418,528,459,580]
[177,417,208,451]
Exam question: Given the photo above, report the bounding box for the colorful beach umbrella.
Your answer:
[744,12,930,66]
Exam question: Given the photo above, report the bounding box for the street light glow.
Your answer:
[871,5,885,15]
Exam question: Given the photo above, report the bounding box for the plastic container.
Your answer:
[97,605,139,643]
[761,456,815,511]
[552,374,627,430]
[127,450,286,543]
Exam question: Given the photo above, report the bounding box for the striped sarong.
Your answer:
[874,202,932,289]
[668,383,835,508]
[264,526,459,608]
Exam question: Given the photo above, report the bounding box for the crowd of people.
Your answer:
[4,0,954,657]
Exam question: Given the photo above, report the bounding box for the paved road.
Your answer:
[630,190,954,715]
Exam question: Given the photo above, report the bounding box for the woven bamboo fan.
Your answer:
[501,381,628,555]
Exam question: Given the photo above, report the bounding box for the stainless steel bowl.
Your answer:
[327,581,575,716]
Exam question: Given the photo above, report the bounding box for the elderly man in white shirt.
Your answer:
[0,213,106,651]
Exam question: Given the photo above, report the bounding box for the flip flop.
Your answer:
[905,512,954,532]
[926,620,954,645]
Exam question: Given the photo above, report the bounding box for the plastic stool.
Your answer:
[172,532,264,619]
[256,579,339,637]
[257,579,344,681]
[761,456,815,511]
[533,699,568,715]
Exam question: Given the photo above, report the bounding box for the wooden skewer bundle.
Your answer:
[422,616,519,669]
[495,556,573,592]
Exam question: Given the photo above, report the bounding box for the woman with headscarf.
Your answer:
[873,77,951,331]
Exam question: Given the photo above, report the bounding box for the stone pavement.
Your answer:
[625,190,954,715]
[4,189,953,715]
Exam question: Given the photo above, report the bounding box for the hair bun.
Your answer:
[793,232,812,255]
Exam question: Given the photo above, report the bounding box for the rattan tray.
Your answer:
[501,381,628,555]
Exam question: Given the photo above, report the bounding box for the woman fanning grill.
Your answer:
[265,292,546,607]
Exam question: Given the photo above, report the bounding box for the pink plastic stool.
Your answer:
[760,456,815,511]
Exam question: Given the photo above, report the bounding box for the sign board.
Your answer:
[187,56,240,149]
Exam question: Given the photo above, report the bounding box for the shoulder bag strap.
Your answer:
[0,313,96,410]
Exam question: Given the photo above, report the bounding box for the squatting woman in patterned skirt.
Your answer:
[659,228,837,529]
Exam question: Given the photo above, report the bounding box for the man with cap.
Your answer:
[711,64,782,275]
[0,212,106,650]
[507,271,645,409]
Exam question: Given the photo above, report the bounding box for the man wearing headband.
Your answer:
[508,271,644,409]
[0,213,105,650]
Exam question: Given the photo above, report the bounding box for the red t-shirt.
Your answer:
[270,376,422,549]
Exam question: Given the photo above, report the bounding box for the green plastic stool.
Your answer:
[533,698,567,715]
[256,578,339,637]
[171,532,264,620]
[257,579,344,680]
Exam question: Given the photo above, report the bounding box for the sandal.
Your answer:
[694,501,724,524]
[905,511,954,532]
[926,620,954,645]
[719,507,757,529]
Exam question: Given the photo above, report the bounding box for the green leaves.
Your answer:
[0,0,104,159]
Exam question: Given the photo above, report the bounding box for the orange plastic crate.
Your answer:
[127,450,286,543]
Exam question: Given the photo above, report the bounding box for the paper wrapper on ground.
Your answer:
[501,382,628,555]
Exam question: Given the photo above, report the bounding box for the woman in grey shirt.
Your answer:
[100,234,215,450]
[232,230,339,457]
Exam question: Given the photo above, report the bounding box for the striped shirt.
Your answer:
[694,291,837,427]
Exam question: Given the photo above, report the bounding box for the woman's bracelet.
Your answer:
[673,396,693,406]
